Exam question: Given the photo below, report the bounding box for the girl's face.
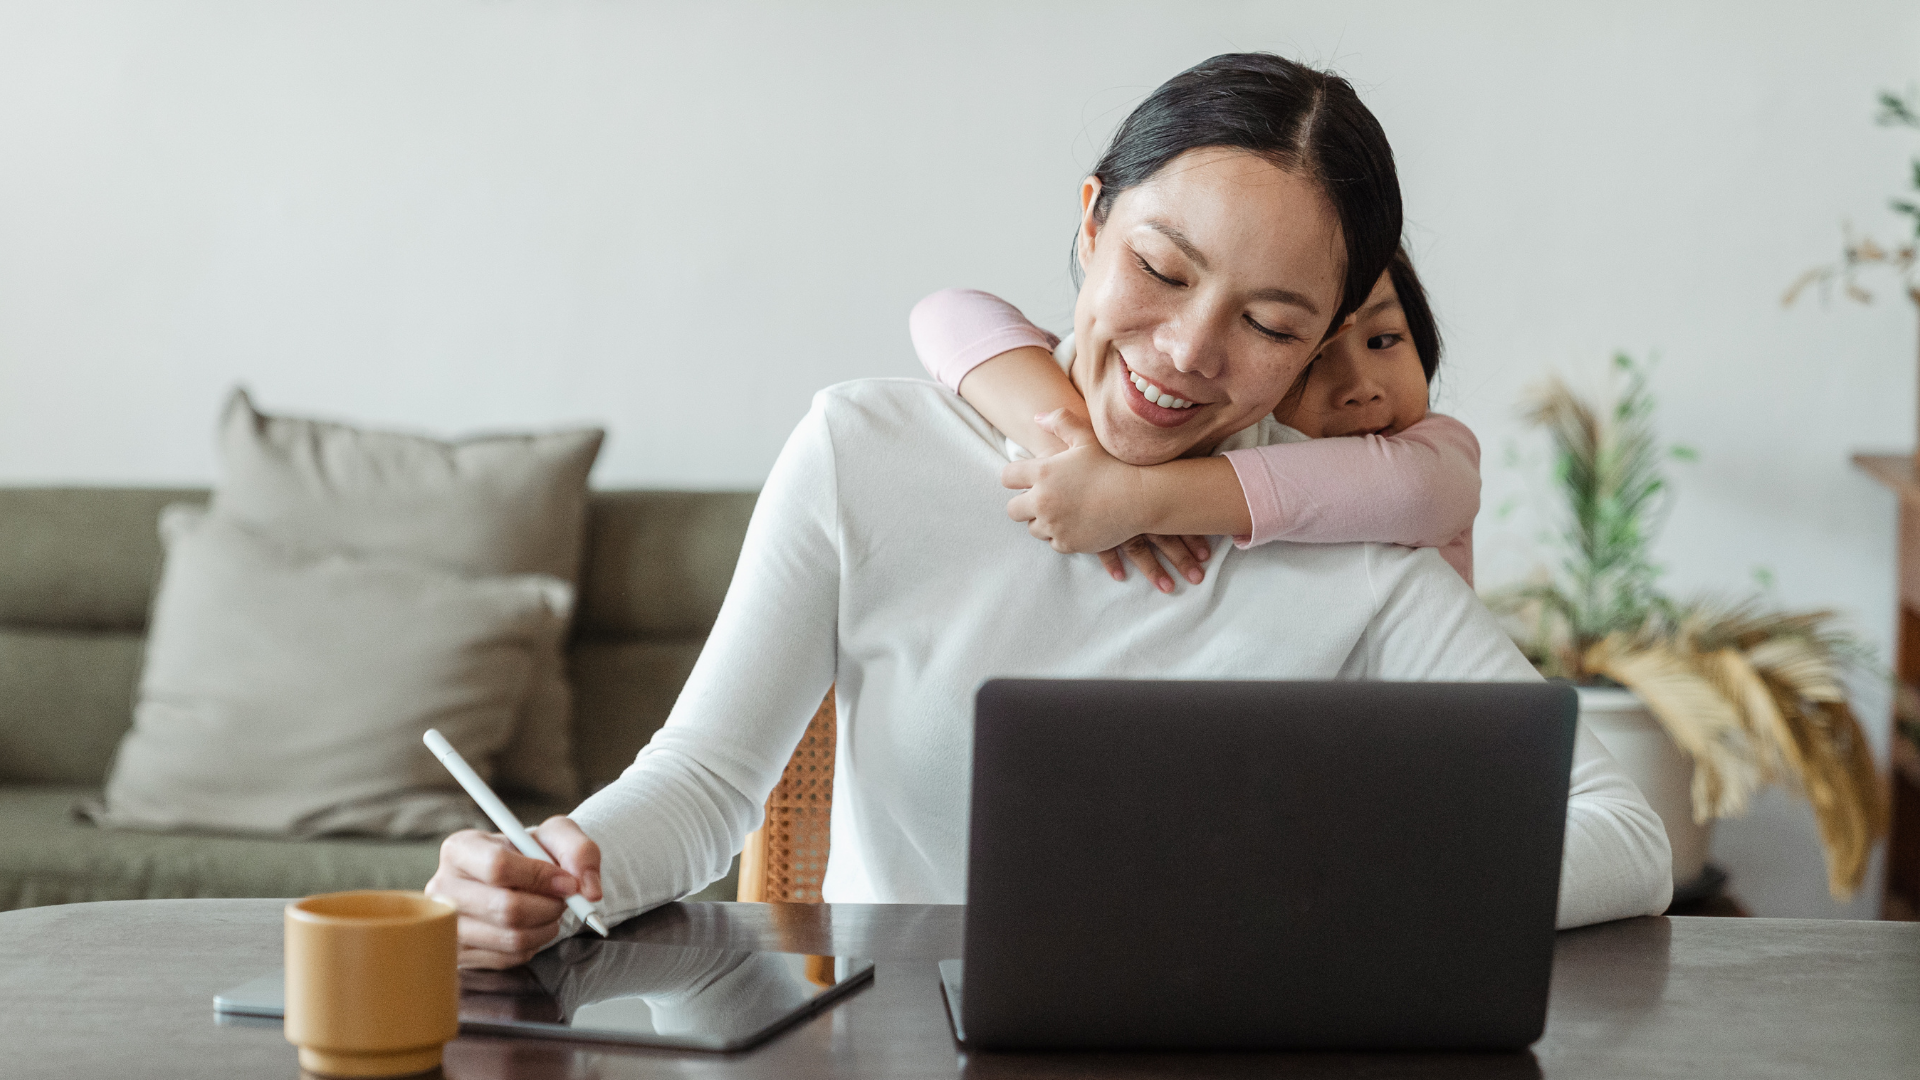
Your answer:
[1068,147,1347,466]
[1275,271,1429,438]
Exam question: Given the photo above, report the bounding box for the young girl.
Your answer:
[908,245,1479,589]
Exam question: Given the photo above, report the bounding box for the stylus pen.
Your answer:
[422,728,611,937]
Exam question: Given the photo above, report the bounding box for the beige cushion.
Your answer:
[212,389,602,801]
[89,507,572,838]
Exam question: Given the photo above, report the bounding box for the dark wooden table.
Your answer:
[2,899,1915,1079]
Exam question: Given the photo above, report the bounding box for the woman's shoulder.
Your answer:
[807,377,1005,453]
[1217,415,1310,455]
[811,376,967,418]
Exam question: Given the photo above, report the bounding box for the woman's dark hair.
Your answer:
[1386,245,1443,382]
[1078,52,1402,336]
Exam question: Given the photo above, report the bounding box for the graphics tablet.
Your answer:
[214,938,874,1052]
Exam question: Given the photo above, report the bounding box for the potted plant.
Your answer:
[1492,355,1887,899]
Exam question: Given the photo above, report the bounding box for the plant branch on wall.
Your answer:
[1493,356,1888,898]
[1783,87,1919,309]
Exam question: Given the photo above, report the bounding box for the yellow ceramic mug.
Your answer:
[284,890,459,1078]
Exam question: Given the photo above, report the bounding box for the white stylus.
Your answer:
[422,728,610,937]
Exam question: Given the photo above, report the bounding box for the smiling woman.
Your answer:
[426,52,1673,969]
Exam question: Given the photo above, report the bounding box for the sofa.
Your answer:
[0,486,756,910]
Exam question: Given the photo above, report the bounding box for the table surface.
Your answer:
[2,899,1915,1080]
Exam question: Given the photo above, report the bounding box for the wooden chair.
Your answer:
[736,689,836,904]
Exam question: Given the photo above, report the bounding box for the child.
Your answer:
[907,246,1478,590]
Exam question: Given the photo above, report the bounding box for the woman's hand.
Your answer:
[425,815,603,969]
[1002,410,1211,591]
[1098,534,1213,593]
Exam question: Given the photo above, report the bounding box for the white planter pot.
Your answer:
[1576,686,1715,891]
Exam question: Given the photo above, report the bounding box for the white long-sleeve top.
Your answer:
[569,379,1672,933]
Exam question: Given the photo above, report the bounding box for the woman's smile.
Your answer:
[1120,358,1206,427]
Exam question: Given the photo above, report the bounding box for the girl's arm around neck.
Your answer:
[1131,456,1254,539]
[909,289,1072,456]
[1002,412,1251,553]
[1223,413,1480,549]
[955,347,1081,458]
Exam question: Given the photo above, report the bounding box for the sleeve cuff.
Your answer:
[939,326,1062,392]
[1223,447,1283,548]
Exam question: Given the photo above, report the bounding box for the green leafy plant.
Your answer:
[1500,356,1686,673]
[1493,356,1887,897]
[1784,86,1919,307]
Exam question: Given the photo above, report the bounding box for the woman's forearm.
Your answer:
[568,397,842,926]
[1134,455,1254,538]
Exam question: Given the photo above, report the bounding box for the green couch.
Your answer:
[0,487,756,910]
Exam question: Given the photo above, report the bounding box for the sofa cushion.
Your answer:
[0,784,444,908]
[215,390,603,803]
[93,507,571,838]
[569,637,705,793]
[575,491,756,639]
[0,488,206,631]
[0,628,142,784]
[0,786,738,911]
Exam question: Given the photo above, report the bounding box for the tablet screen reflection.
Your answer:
[457,939,870,1050]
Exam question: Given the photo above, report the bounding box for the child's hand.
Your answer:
[1001,410,1212,591]
[1002,409,1151,554]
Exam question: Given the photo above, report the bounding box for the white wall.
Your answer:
[2,1,1916,917]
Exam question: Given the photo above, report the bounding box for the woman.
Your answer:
[429,53,1672,968]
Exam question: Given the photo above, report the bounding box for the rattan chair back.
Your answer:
[736,689,836,903]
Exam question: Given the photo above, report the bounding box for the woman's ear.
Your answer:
[1076,176,1104,271]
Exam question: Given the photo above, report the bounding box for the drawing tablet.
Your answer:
[214,937,875,1052]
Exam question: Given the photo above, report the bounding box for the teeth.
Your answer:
[1127,367,1195,409]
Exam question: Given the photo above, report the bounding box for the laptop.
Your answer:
[944,678,1577,1051]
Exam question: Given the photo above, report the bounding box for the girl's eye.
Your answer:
[1135,255,1184,287]
[1244,315,1301,345]
[1367,332,1404,350]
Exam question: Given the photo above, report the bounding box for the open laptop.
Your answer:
[943,678,1577,1051]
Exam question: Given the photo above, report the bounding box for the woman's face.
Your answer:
[1069,147,1346,466]
[1275,271,1431,438]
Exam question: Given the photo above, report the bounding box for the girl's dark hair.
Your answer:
[1386,245,1443,382]
[1079,52,1402,335]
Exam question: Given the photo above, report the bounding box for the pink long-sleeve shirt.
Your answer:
[908,288,1479,584]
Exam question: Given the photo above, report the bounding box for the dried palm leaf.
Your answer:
[1744,635,1849,704]
[1585,634,1763,822]
[1700,647,1790,785]
[1750,680,1886,897]
[1672,602,1886,895]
